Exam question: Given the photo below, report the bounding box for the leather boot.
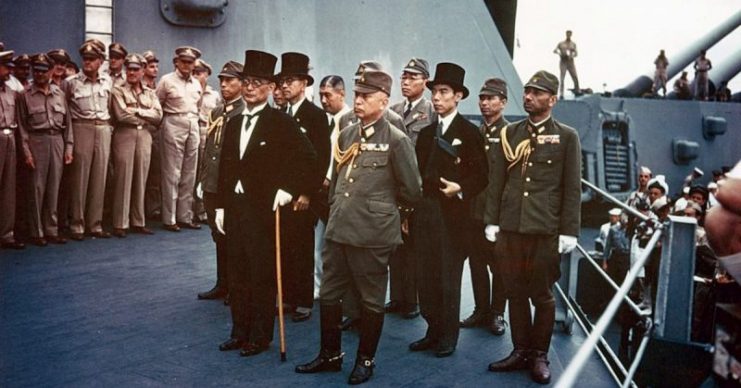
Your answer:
[348,355,375,385]
[295,304,344,373]
[488,348,530,371]
[530,350,551,384]
[348,309,384,384]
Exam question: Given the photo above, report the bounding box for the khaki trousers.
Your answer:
[112,126,152,229]
[160,114,199,225]
[27,133,64,238]
[69,122,112,234]
[0,131,16,242]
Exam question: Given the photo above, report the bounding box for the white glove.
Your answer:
[215,208,225,235]
[196,182,203,200]
[272,189,293,211]
[558,235,578,254]
[485,225,500,243]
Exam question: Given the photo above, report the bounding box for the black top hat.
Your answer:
[242,50,277,80]
[426,62,469,99]
[276,52,314,86]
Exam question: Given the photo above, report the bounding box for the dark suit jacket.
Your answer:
[292,99,331,193]
[216,105,317,227]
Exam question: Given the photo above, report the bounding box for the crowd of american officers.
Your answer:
[0,40,581,385]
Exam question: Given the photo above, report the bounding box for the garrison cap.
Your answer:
[194,58,212,75]
[402,57,430,78]
[124,53,146,69]
[14,54,31,67]
[175,46,201,61]
[108,42,128,58]
[142,50,159,64]
[524,70,559,95]
[479,77,507,98]
[426,62,469,99]
[79,41,105,59]
[218,61,243,78]
[354,68,392,96]
[31,53,52,71]
[47,49,71,65]
[0,50,15,66]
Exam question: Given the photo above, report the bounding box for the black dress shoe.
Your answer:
[240,341,269,357]
[384,300,400,313]
[69,233,85,241]
[198,286,227,300]
[348,355,375,385]
[178,221,201,230]
[162,224,181,232]
[131,226,154,235]
[46,235,67,244]
[435,345,456,358]
[409,336,437,352]
[460,309,491,328]
[292,309,312,322]
[490,314,507,336]
[340,317,361,331]
[1,240,26,249]
[88,231,111,239]
[219,338,245,351]
[488,349,530,372]
[112,228,127,238]
[399,303,420,319]
[295,351,344,373]
[530,351,551,384]
[29,237,48,247]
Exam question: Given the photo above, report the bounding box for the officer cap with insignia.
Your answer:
[354,60,384,80]
[426,62,469,99]
[47,49,71,65]
[524,70,559,95]
[0,50,15,67]
[31,53,52,72]
[402,57,430,78]
[13,54,31,68]
[124,53,146,69]
[479,77,507,99]
[218,61,243,79]
[194,58,212,75]
[109,42,128,59]
[79,40,105,59]
[142,50,159,64]
[354,65,392,96]
[276,52,314,86]
[174,46,202,61]
[242,50,277,81]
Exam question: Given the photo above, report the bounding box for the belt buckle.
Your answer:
[137,125,143,130]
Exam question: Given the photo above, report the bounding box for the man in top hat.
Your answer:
[0,49,25,249]
[484,70,581,384]
[193,58,218,223]
[47,49,71,87]
[15,53,71,246]
[338,61,405,132]
[295,65,422,385]
[155,46,203,231]
[553,30,579,98]
[461,77,509,335]
[12,54,31,88]
[410,62,488,357]
[109,53,163,238]
[108,42,128,87]
[195,60,245,302]
[214,49,316,357]
[65,39,114,240]
[275,52,331,323]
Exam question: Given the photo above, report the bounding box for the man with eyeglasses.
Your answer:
[155,46,203,232]
[275,52,331,323]
[214,49,316,358]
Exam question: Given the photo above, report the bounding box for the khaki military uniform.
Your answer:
[16,83,70,238]
[0,83,19,243]
[65,71,113,234]
[155,70,202,225]
[555,40,579,96]
[110,81,162,230]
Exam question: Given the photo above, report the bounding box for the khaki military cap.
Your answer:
[14,54,31,67]
[194,58,212,75]
[109,42,128,58]
[175,46,201,61]
[142,50,159,63]
[79,41,105,59]
[31,53,52,71]
[124,53,146,69]
[47,49,71,65]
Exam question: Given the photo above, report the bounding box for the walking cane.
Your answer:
[275,207,287,361]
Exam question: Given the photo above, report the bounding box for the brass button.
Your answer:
[524,192,529,197]
[344,192,350,197]
[348,178,354,183]
[353,164,358,169]
[547,160,552,164]
[528,162,533,167]
[372,162,377,167]
[212,156,216,160]
[525,177,531,182]
[531,133,536,138]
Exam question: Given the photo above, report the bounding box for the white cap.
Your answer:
[608,208,622,216]
[708,182,718,190]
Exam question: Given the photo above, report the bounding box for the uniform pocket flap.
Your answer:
[361,156,388,167]
[367,199,396,214]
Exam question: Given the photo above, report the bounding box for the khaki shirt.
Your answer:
[16,83,71,157]
[0,83,18,128]
[199,85,219,126]
[555,40,578,62]
[65,72,113,122]
[109,71,126,88]
[111,82,163,130]
[155,70,202,115]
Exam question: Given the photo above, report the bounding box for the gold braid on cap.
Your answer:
[500,124,532,174]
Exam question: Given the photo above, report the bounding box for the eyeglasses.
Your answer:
[278,76,298,85]
[243,78,269,87]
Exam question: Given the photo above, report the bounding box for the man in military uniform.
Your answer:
[338,61,406,133]
[195,60,244,302]
[460,78,509,335]
[276,52,331,322]
[553,30,579,98]
[295,66,422,385]
[410,62,488,357]
[386,57,436,320]
[12,54,31,88]
[66,39,114,240]
[484,70,581,384]
[141,50,161,219]
[0,50,25,249]
[156,46,203,231]
[108,43,127,87]
[142,50,159,90]
[16,53,71,246]
[214,49,316,357]
[193,58,218,223]
[47,49,71,87]
[110,53,163,238]
[693,50,712,101]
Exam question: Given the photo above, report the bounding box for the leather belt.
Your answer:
[73,118,110,126]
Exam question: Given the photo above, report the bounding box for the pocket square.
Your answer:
[451,138,462,146]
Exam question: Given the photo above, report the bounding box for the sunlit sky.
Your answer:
[513,0,741,96]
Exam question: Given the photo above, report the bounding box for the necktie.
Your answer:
[436,120,444,137]
[403,102,412,119]
[287,105,294,117]
[239,113,257,158]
